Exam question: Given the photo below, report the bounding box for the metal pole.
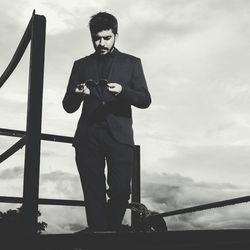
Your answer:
[22,13,46,236]
[131,145,141,226]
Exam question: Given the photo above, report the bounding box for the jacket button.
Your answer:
[102,101,106,105]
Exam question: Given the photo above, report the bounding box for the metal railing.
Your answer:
[152,195,250,219]
[0,128,141,210]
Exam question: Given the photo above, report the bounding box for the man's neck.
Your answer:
[95,47,116,57]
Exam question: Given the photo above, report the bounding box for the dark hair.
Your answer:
[89,12,118,35]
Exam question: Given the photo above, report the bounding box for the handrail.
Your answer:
[0,196,85,207]
[0,11,34,88]
[152,195,250,218]
[0,127,73,144]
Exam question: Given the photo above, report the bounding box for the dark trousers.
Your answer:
[75,124,134,231]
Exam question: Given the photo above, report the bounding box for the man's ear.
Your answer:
[115,33,119,42]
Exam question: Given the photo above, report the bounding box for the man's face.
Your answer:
[92,29,118,55]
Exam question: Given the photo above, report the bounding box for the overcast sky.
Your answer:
[1,0,250,233]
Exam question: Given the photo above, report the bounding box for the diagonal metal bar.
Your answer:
[41,133,73,144]
[0,196,85,207]
[0,128,25,138]
[0,196,23,204]
[0,128,73,144]
[152,195,250,218]
[0,136,26,163]
[38,198,85,207]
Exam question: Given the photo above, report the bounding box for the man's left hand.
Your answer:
[107,83,122,96]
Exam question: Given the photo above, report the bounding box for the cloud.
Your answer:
[138,144,250,194]
[0,0,107,35]
[0,9,24,66]
[1,165,249,233]
[38,170,87,233]
[38,205,86,234]
[0,166,23,180]
[0,166,85,233]
[142,172,238,208]
[141,172,250,230]
[39,170,82,199]
[0,95,27,128]
[42,170,250,233]
[155,145,250,185]
[0,165,24,197]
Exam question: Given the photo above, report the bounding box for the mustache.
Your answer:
[97,46,108,51]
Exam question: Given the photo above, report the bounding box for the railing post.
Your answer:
[22,13,46,236]
[131,145,141,226]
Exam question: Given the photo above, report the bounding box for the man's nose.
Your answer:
[100,38,105,46]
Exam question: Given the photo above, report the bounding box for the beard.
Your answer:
[95,41,115,55]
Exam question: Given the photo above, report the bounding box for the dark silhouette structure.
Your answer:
[0,10,46,236]
[0,206,47,235]
[129,202,168,232]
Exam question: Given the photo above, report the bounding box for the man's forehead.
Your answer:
[94,29,114,37]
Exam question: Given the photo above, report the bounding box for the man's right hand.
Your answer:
[75,83,90,96]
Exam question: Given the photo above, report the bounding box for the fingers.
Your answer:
[107,83,116,88]
[75,82,121,96]
[107,83,120,90]
[107,83,122,95]
[75,83,90,95]
[75,83,84,92]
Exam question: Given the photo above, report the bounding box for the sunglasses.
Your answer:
[85,79,108,88]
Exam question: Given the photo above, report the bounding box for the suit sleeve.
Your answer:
[62,61,83,113]
[118,58,151,109]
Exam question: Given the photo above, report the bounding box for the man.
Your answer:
[63,12,151,231]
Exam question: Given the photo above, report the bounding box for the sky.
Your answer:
[1,0,250,233]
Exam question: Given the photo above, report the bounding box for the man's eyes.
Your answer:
[94,36,112,41]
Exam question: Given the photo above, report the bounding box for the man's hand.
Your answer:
[107,83,122,96]
[75,83,90,96]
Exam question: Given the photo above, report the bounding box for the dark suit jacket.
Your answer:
[62,48,151,146]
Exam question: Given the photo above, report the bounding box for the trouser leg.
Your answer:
[105,136,134,230]
[75,144,108,230]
